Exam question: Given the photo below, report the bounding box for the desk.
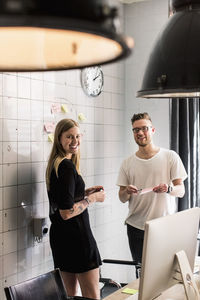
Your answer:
[104,274,200,300]
[103,280,139,300]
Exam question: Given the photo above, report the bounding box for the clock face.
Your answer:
[81,66,104,97]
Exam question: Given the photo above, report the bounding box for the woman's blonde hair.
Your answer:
[46,119,80,190]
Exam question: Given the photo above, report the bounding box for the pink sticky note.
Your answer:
[139,187,153,195]
[51,103,61,114]
[44,122,55,133]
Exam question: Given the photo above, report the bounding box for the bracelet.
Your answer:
[84,196,90,205]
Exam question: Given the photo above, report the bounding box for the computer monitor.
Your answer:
[138,207,200,300]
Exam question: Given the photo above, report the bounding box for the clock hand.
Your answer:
[94,67,98,78]
[93,73,100,81]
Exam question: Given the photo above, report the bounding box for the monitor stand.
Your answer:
[175,250,200,300]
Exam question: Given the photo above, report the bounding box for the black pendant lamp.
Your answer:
[0,0,134,71]
[137,0,200,98]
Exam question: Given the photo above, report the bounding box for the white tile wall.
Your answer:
[3,252,18,277]
[3,186,17,209]
[3,230,18,255]
[3,74,17,98]
[17,248,32,273]
[3,209,18,232]
[18,121,31,142]
[17,206,32,230]
[3,142,18,164]
[31,121,44,142]
[0,211,2,233]
[18,77,31,99]
[2,97,17,120]
[17,228,30,251]
[17,163,32,185]
[31,100,43,120]
[0,119,2,144]
[0,188,2,210]
[3,119,18,142]
[17,184,32,207]
[18,99,31,120]
[3,164,17,186]
[31,80,43,101]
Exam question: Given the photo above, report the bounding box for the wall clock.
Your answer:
[81,66,104,97]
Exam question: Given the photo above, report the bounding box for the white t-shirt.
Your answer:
[116,148,188,230]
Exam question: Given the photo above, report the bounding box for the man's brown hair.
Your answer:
[131,112,152,124]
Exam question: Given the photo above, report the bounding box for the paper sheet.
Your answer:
[138,187,153,195]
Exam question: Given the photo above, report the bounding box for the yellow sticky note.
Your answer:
[61,104,68,113]
[48,133,54,143]
[121,288,138,295]
[78,112,86,122]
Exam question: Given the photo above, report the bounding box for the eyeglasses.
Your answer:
[132,126,152,134]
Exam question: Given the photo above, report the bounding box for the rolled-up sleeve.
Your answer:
[170,151,188,182]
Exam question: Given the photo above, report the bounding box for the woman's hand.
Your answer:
[60,190,105,220]
[85,185,104,196]
[87,190,105,203]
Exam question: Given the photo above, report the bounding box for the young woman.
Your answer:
[46,119,105,299]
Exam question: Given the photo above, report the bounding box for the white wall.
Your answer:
[124,0,170,157]
[0,1,172,298]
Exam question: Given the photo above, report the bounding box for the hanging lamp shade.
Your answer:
[137,0,200,98]
[0,0,134,71]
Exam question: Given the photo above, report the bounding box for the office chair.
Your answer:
[100,259,141,298]
[4,268,94,300]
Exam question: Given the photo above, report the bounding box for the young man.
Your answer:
[117,112,187,267]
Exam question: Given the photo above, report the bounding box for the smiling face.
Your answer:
[132,118,155,147]
[60,126,81,158]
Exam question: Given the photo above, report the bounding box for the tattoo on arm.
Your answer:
[69,208,74,214]
[68,201,87,218]
[77,204,84,214]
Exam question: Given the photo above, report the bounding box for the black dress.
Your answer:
[48,158,102,273]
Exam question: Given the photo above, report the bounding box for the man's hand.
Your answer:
[153,183,168,193]
[153,179,185,197]
[119,185,140,203]
[126,185,140,195]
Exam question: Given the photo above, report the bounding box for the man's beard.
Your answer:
[136,138,148,147]
[136,141,148,147]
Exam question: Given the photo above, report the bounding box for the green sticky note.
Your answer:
[122,288,138,295]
